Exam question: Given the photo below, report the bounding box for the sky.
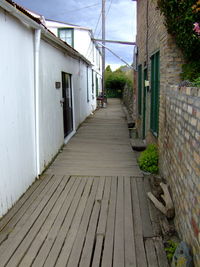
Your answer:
[15,0,137,71]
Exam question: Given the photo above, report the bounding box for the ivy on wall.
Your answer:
[156,0,200,81]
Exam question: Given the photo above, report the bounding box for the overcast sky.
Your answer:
[15,0,136,70]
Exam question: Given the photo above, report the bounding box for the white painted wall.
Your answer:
[45,20,102,87]
[38,40,97,170]
[0,9,36,217]
[0,5,99,218]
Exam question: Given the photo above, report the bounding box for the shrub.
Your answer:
[156,0,200,81]
[193,76,200,87]
[165,240,178,262]
[181,62,200,81]
[138,144,159,173]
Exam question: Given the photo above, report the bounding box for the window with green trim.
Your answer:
[150,52,160,136]
[137,64,142,116]
[58,28,74,47]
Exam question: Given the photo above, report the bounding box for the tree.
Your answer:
[105,65,133,97]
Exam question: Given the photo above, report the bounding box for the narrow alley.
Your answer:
[0,99,168,267]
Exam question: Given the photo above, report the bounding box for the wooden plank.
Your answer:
[113,176,124,267]
[79,201,101,267]
[143,178,161,236]
[67,178,99,267]
[96,176,111,235]
[145,239,159,267]
[0,174,57,248]
[154,237,169,267]
[5,176,70,267]
[0,174,53,245]
[0,174,64,266]
[136,178,154,237]
[56,178,94,267]
[101,177,117,267]
[0,174,46,231]
[43,178,87,267]
[131,178,147,267]
[124,177,137,267]
[32,177,81,267]
[18,176,74,267]
[91,235,104,267]
[95,176,105,201]
[91,177,112,267]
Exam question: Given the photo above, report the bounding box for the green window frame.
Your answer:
[96,74,98,97]
[137,64,142,116]
[150,51,160,136]
[58,28,74,47]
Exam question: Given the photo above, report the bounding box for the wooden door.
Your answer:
[62,73,73,137]
[142,68,147,139]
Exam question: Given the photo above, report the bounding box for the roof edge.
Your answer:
[0,0,92,65]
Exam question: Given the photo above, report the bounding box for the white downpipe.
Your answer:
[34,29,41,177]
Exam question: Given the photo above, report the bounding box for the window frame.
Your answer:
[58,28,74,48]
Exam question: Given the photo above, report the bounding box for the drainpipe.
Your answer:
[34,29,41,177]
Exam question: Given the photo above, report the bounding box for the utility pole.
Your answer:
[102,0,106,101]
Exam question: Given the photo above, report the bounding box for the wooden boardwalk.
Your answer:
[0,99,168,266]
[46,99,141,177]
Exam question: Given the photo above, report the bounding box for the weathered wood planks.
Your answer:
[0,175,168,267]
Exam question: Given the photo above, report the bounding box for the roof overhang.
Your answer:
[0,0,92,66]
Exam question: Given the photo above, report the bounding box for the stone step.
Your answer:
[130,139,147,151]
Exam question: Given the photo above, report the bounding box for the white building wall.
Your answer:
[74,29,92,61]
[0,9,36,217]
[38,39,95,171]
[45,20,102,84]
[0,6,97,218]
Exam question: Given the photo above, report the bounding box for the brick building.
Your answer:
[135,0,200,265]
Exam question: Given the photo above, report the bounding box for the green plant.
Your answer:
[165,240,178,262]
[181,62,200,81]
[138,144,159,173]
[105,65,133,98]
[156,0,200,81]
[193,76,200,87]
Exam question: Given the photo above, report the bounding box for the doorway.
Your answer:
[142,68,147,139]
[62,72,73,137]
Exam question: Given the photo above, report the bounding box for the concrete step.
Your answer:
[130,139,147,151]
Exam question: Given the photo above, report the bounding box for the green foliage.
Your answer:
[138,144,159,173]
[181,62,200,81]
[165,240,178,262]
[105,65,133,97]
[105,72,127,91]
[105,65,112,72]
[193,76,200,87]
[156,0,200,81]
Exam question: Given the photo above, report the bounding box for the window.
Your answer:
[150,51,160,136]
[137,64,142,116]
[58,28,74,47]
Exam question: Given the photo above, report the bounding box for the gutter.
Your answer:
[0,0,92,66]
[0,0,43,30]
